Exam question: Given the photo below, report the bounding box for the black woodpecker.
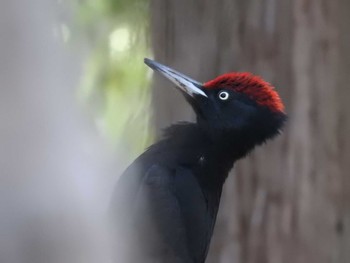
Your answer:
[111,58,286,263]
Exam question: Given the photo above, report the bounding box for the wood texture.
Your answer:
[150,0,350,262]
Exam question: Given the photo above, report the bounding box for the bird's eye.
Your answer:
[218,91,230,101]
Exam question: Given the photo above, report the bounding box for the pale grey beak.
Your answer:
[144,58,207,98]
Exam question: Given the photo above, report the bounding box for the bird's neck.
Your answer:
[165,121,256,153]
[162,122,258,179]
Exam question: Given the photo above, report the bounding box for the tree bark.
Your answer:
[150,0,350,262]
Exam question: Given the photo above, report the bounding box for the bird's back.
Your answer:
[111,124,226,263]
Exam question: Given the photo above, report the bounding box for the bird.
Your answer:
[110,58,286,263]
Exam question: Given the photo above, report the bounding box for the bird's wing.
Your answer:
[112,163,194,263]
[172,167,213,263]
[112,160,214,263]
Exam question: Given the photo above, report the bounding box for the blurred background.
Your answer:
[1,0,350,263]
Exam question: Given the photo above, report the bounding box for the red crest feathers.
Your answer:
[204,73,284,113]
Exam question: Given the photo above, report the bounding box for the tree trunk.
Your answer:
[150,0,350,262]
[0,2,111,263]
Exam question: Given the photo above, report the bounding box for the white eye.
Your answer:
[218,91,230,100]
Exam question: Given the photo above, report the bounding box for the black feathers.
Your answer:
[111,59,286,263]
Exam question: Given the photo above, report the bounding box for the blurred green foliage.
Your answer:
[72,0,153,157]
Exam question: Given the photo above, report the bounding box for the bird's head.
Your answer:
[145,58,286,147]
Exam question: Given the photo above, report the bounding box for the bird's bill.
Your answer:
[144,58,207,98]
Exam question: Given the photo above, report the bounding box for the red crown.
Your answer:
[204,73,284,113]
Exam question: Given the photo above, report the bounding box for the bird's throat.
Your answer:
[163,122,257,172]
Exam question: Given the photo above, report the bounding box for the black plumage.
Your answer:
[111,59,286,263]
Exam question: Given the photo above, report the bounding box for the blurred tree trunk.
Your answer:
[150,0,350,262]
[0,2,110,263]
